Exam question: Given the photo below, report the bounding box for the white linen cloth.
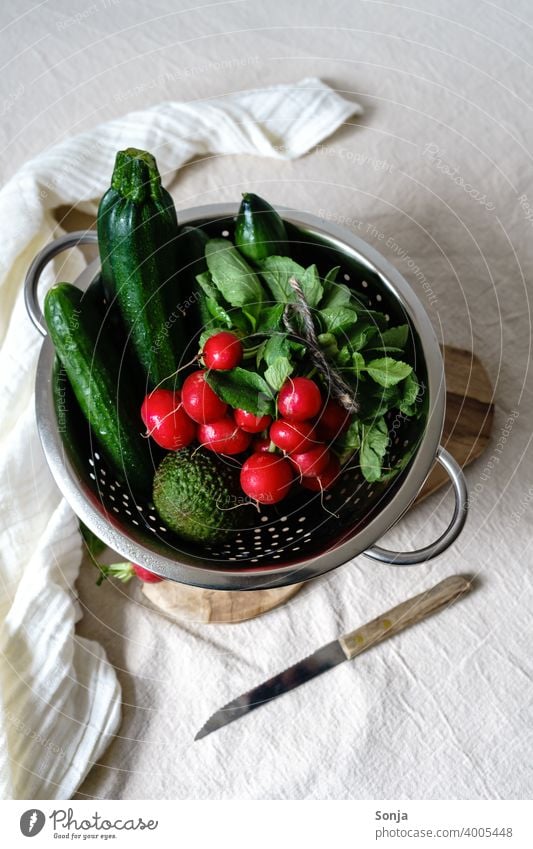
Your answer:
[0,77,361,800]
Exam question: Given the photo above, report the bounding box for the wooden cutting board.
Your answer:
[415,345,494,502]
[142,345,494,624]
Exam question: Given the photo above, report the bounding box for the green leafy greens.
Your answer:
[204,367,275,417]
[196,237,423,481]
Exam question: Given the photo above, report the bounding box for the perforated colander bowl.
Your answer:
[26,205,467,590]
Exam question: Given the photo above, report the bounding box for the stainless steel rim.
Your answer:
[29,205,464,590]
[25,230,98,336]
[364,446,468,565]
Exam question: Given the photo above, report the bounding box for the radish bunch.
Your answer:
[141,332,350,506]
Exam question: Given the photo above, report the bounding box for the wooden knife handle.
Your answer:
[339,575,472,661]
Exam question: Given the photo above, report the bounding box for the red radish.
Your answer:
[278,377,322,422]
[234,408,272,433]
[132,564,164,583]
[198,418,251,454]
[182,370,228,423]
[290,445,330,478]
[270,419,317,453]
[240,453,293,504]
[100,561,164,584]
[203,331,243,370]
[141,389,196,450]
[302,455,341,491]
[252,437,272,453]
[316,399,351,441]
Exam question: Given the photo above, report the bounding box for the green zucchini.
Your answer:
[97,148,181,388]
[235,192,288,263]
[45,282,152,495]
[177,226,210,328]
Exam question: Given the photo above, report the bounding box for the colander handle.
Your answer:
[364,446,468,565]
[24,230,98,336]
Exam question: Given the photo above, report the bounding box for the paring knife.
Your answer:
[195,574,472,740]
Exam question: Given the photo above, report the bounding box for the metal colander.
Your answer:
[26,205,467,590]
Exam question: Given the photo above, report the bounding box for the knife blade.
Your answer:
[195,574,472,740]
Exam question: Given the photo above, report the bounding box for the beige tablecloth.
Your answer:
[2,0,532,800]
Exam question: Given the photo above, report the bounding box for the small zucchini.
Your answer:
[235,192,288,263]
[97,148,182,387]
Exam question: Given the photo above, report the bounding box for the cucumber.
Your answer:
[45,282,152,495]
[97,148,182,388]
[235,192,288,263]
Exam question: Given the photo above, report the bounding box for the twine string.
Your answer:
[283,276,359,413]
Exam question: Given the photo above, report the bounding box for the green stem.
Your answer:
[111,148,164,204]
[242,345,262,360]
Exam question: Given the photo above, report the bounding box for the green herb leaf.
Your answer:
[365,357,413,388]
[256,303,285,331]
[300,264,323,307]
[263,333,290,365]
[230,310,253,334]
[322,265,341,290]
[336,418,361,464]
[254,339,268,367]
[320,280,353,310]
[356,380,403,418]
[261,334,294,390]
[196,271,233,327]
[264,356,293,391]
[205,367,274,417]
[373,324,409,349]
[258,255,306,302]
[359,309,388,330]
[352,351,366,381]
[288,338,306,357]
[367,345,405,354]
[347,322,378,351]
[365,323,410,354]
[351,385,387,419]
[352,351,366,376]
[360,417,389,482]
[375,384,401,410]
[258,257,322,306]
[398,372,420,416]
[195,270,216,297]
[206,298,232,326]
[242,309,257,330]
[320,306,358,334]
[378,441,419,483]
[205,239,264,310]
